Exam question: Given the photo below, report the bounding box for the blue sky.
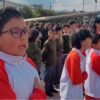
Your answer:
[8,0,100,11]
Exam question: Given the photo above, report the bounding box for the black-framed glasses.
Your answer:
[1,28,32,38]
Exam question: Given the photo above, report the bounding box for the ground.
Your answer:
[47,89,60,100]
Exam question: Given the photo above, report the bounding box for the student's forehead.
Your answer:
[63,27,69,29]
[4,17,27,29]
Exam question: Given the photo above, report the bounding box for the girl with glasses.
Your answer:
[0,7,46,99]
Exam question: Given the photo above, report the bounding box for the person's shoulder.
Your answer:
[0,59,8,80]
[91,49,100,58]
[43,39,50,46]
[0,59,5,70]
[68,50,80,60]
[0,59,4,65]
[26,57,36,68]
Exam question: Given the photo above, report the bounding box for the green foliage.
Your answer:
[19,6,81,24]
[19,6,34,18]
[19,5,56,18]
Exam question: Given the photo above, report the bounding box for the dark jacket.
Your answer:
[41,39,57,66]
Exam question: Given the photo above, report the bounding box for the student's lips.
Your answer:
[19,45,27,49]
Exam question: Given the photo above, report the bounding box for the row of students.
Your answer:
[60,29,100,100]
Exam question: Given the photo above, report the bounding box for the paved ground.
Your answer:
[40,65,60,100]
[47,92,60,100]
[47,88,60,100]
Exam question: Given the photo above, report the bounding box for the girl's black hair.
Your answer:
[0,7,22,34]
[90,15,100,34]
[53,26,62,32]
[28,29,39,43]
[70,29,92,49]
[63,24,70,28]
[92,34,100,44]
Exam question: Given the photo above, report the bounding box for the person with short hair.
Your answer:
[41,29,58,97]
[90,15,100,35]
[60,29,92,100]
[62,24,71,62]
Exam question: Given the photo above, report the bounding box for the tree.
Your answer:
[19,6,34,18]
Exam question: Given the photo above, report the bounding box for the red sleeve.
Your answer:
[29,88,47,100]
[0,60,16,99]
[91,52,100,75]
[66,51,87,85]
[26,57,36,68]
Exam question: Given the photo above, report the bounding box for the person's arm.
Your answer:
[26,58,46,99]
[0,60,16,99]
[41,43,49,63]
[66,51,87,85]
[91,52,100,75]
[29,78,46,100]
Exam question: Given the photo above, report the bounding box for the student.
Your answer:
[62,24,71,64]
[54,26,63,88]
[62,24,71,54]
[68,20,79,34]
[90,15,100,34]
[27,29,41,73]
[0,7,46,99]
[41,29,58,97]
[84,34,100,100]
[60,29,92,100]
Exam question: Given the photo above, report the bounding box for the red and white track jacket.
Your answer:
[84,48,100,98]
[60,48,87,99]
[0,51,46,99]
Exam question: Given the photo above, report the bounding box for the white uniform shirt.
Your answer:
[60,48,86,99]
[84,49,100,98]
[0,51,39,99]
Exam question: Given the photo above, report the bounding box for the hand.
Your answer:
[34,77,45,92]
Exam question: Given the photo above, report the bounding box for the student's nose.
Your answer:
[20,31,29,40]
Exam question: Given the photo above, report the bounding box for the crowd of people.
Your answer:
[0,7,100,100]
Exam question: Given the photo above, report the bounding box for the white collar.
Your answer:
[91,48,100,55]
[0,51,26,65]
[72,48,85,62]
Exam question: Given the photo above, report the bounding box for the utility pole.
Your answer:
[50,0,52,12]
[95,0,97,11]
[82,0,84,11]
[3,0,5,8]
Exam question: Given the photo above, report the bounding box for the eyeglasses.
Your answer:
[1,28,32,38]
